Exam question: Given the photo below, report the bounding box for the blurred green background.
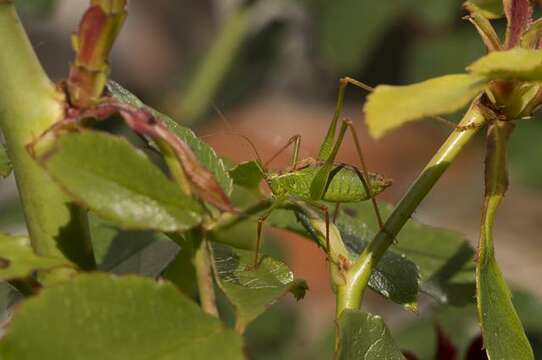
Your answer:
[2,0,541,358]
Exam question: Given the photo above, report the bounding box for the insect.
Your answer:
[230,77,396,269]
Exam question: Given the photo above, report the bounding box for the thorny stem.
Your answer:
[0,2,96,283]
[336,102,489,315]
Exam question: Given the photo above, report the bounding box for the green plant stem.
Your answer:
[175,5,252,122]
[193,232,219,317]
[0,3,95,283]
[160,142,218,316]
[336,102,488,315]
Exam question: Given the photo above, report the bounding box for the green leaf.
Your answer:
[107,81,233,195]
[162,233,197,297]
[464,0,504,19]
[336,202,476,306]
[468,48,542,81]
[336,309,404,360]
[229,160,265,191]
[211,243,307,333]
[477,258,533,359]
[0,274,244,360]
[365,74,487,138]
[319,0,399,72]
[0,143,11,178]
[90,214,179,276]
[0,233,73,281]
[478,122,533,360]
[40,131,203,232]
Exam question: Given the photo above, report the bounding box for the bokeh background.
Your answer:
[2,0,542,358]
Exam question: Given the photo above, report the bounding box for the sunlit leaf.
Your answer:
[468,48,542,80]
[39,131,203,232]
[0,274,244,359]
[336,309,404,360]
[0,233,73,281]
[211,243,307,333]
[365,74,486,138]
[107,81,233,195]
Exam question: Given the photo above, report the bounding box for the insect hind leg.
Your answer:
[342,120,385,230]
[303,201,331,259]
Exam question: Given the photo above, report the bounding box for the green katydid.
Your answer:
[230,78,400,268]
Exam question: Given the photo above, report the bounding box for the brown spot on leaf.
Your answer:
[343,208,357,217]
[401,351,418,360]
[0,257,10,269]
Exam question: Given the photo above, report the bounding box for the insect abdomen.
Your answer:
[267,165,391,203]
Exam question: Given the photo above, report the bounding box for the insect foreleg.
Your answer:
[250,199,285,270]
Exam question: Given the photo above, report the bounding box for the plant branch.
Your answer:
[0,3,95,283]
[67,0,127,107]
[193,230,219,317]
[336,102,489,315]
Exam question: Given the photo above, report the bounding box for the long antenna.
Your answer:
[207,104,264,165]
